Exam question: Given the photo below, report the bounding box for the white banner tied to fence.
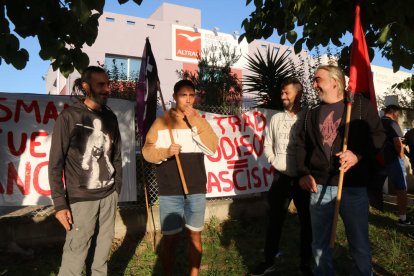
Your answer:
[203,108,277,197]
[0,93,137,206]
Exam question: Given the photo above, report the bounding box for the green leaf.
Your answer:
[5,34,19,52]
[286,30,297,44]
[51,60,59,71]
[392,59,400,72]
[378,24,391,45]
[238,34,246,44]
[368,47,375,62]
[332,37,342,47]
[280,34,286,45]
[254,0,263,8]
[73,51,89,72]
[263,26,273,39]
[60,64,74,77]
[72,0,91,24]
[305,39,314,50]
[88,0,105,14]
[39,47,52,60]
[11,49,29,70]
[294,39,303,53]
[118,0,129,4]
[0,16,10,32]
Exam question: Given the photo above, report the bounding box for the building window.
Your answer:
[104,55,141,81]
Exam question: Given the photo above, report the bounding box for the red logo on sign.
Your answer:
[176,29,201,59]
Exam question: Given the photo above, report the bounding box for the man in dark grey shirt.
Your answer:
[381,105,412,226]
[49,66,122,275]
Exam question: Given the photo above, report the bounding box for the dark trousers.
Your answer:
[264,172,312,268]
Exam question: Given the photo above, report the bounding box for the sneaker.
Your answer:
[397,218,414,226]
[250,262,276,276]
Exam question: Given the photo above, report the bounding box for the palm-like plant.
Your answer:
[244,47,296,110]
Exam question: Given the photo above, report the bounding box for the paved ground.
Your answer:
[383,193,414,206]
[0,205,54,218]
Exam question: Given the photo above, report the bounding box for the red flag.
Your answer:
[348,1,377,110]
[348,2,385,211]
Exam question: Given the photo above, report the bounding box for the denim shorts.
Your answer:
[387,158,407,191]
[159,193,206,235]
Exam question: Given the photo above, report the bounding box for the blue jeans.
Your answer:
[386,158,407,191]
[159,194,206,235]
[310,185,372,276]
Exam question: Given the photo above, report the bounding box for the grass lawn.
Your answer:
[1,206,413,275]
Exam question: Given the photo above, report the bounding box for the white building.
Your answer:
[46,3,413,110]
[46,3,294,102]
[45,3,296,106]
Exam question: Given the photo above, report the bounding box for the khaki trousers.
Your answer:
[59,191,118,276]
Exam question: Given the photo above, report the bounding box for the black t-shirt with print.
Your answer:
[319,100,344,160]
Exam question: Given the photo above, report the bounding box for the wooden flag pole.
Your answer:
[140,155,156,251]
[157,81,189,195]
[330,96,353,248]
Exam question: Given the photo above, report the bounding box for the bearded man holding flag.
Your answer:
[296,2,387,275]
[297,64,385,275]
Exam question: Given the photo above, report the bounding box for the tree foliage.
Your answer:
[377,87,413,109]
[0,0,142,76]
[240,0,414,72]
[105,58,137,101]
[177,43,243,107]
[392,75,414,93]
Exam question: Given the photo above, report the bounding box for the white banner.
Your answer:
[0,93,136,206]
[203,108,277,197]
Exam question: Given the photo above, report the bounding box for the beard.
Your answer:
[89,88,108,107]
[283,101,294,111]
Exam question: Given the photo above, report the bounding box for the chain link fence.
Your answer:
[1,104,255,218]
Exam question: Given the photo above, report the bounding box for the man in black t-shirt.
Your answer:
[381,105,412,226]
[297,65,385,275]
[49,66,122,275]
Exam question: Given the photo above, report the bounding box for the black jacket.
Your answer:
[297,95,385,187]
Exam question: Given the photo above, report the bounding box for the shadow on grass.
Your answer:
[368,204,414,239]
[151,230,192,275]
[215,196,406,276]
[0,241,62,276]
[108,207,147,275]
[0,214,64,276]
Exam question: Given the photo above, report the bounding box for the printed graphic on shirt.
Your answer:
[77,119,115,189]
[320,111,341,147]
[276,119,298,156]
[272,115,299,176]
